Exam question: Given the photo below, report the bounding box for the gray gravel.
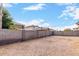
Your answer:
[0,36,79,56]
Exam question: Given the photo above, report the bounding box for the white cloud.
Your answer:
[58,4,79,20]
[15,19,78,31]
[2,3,18,7]
[55,3,76,6]
[74,8,79,19]
[1,0,78,3]
[63,24,78,29]
[52,24,78,31]
[25,19,44,26]
[58,5,76,18]
[39,23,50,28]
[15,19,50,28]
[3,3,13,7]
[23,3,46,11]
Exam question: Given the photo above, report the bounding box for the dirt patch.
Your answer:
[0,36,79,56]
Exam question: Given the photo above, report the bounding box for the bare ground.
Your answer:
[0,36,79,56]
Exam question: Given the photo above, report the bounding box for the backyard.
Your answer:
[0,36,79,56]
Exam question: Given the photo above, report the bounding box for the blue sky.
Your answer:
[3,3,79,30]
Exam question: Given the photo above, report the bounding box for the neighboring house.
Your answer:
[25,25,52,31]
[73,28,79,31]
[25,25,41,30]
[13,22,24,30]
[73,22,79,31]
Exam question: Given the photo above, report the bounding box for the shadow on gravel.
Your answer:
[0,39,21,46]
[0,35,53,46]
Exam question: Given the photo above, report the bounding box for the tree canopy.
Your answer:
[2,7,15,29]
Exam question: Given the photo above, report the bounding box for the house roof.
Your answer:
[25,25,40,28]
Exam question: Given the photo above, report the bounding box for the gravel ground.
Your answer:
[0,36,79,56]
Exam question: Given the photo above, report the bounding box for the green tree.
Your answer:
[64,28,72,32]
[2,7,14,29]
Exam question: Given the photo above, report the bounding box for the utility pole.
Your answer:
[0,3,3,29]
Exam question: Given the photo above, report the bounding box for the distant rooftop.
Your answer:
[25,25,54,31]
[25,25,39,28]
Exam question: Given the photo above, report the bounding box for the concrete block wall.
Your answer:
[0,29,22,41]
[1,29,79,45]
[54,31,79,36]
[37,30,53,38]
[0,30,3,40]
[0,29,22,44]
[23,30,53,40]
[37,31,46,37]
[22,30,38,40]
[0,29,53,44]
